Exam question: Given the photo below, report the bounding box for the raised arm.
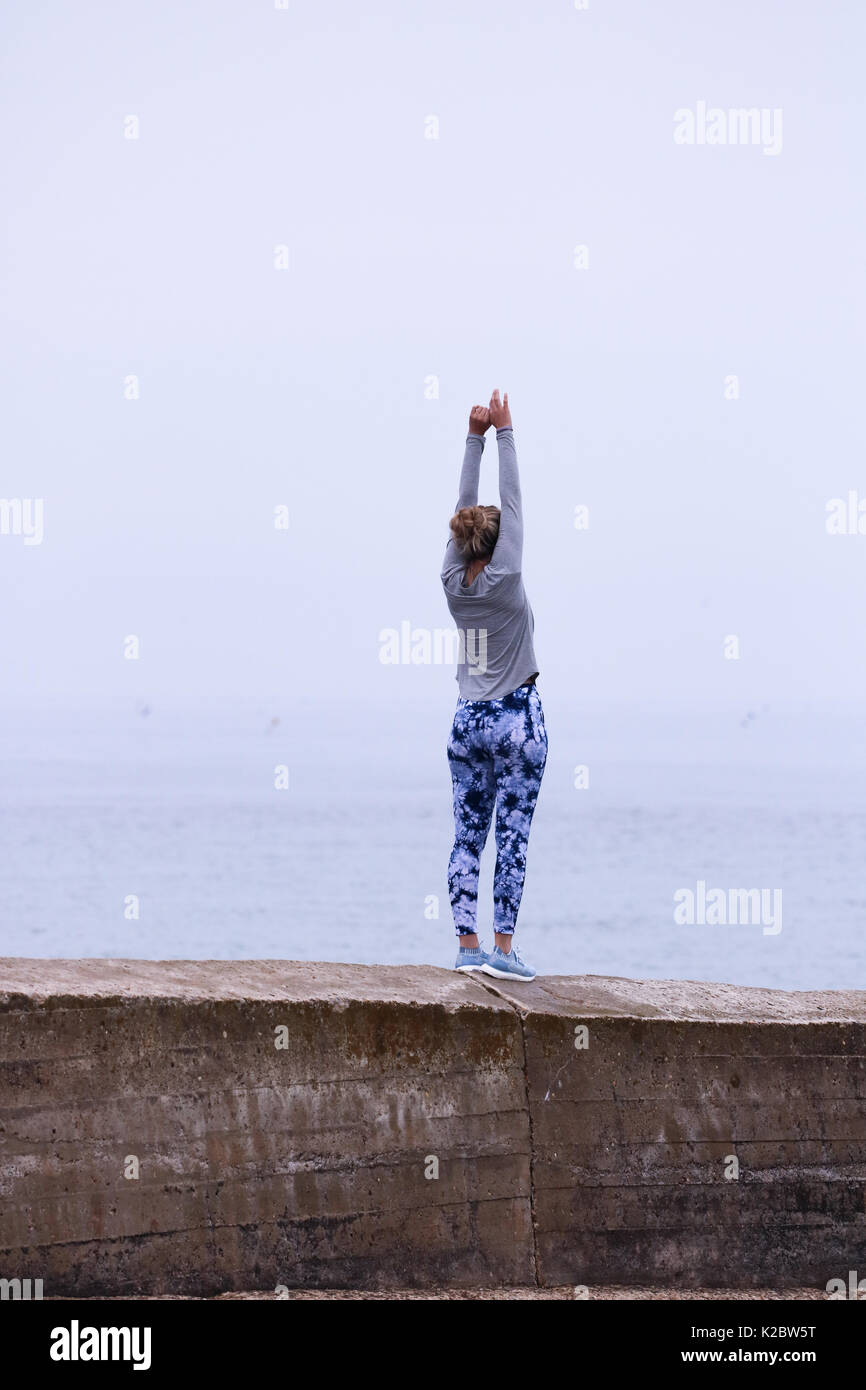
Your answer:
[487,390,523,574]
[454,405,492,506]
[442,406,491,572]
[454,433,484,510]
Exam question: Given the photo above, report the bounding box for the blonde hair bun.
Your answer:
[449,504,501,560]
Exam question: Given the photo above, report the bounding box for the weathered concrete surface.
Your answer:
[216,1284,828,1300]
[477,974,866,1289]
[56,1285,831,1301]
[2,962,865,1296]
[0,961,531,1296]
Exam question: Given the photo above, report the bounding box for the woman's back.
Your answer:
[440,421,538,699]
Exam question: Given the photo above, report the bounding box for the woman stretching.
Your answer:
[441,389,547,983]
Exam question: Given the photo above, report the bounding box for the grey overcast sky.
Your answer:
[1,0,864,711]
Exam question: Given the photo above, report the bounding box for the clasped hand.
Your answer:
[468,389,512,436]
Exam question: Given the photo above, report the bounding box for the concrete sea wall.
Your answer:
[1,961,864,1296]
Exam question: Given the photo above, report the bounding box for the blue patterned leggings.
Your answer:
[446,683,548,937]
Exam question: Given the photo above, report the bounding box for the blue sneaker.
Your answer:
[481,944,537,982]
[453,944,490,973]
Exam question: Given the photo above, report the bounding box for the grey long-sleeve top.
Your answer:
[440,426,539,701]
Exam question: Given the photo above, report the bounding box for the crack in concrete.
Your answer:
[468,975,540,1287]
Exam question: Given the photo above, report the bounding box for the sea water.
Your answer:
[0,696,862,991]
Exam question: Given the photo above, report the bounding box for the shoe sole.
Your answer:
[455,963,485,972]
[480,963,536,982]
